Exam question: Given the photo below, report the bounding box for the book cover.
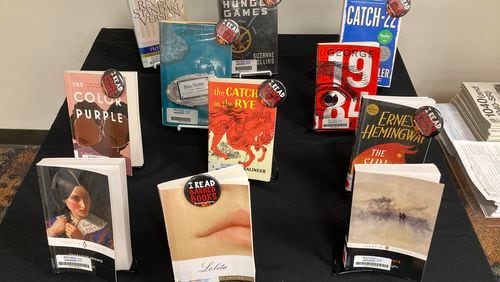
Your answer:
[345,165,444,281]
[64,71,143,176]
[218,0,278,75]
[37,158,132,281]
[314,42,380,131]
[208,78,277,182]
[340,0,401,87]
[345,96,436,192]
[160,21,233,127]
[127,0,187,68]
[157,165,255,281]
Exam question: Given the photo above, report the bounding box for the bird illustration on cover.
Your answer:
[209,105,274,168]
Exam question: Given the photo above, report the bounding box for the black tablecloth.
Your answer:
[0,29,494,282]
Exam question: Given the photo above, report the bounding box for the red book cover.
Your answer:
[314,42,380,131]
[208,78,277,182]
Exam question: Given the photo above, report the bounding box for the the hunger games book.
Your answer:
[340,0,402,87]
[157,165,255,282]
[160,21,232,128]
[218,0,278,75]
[208,78,277,182]
[127,0,186,68]
[64,71,144,176]
[37,158,133,281]
[344,163,444,281]
[345,96,436,192]
[314,42,380,131]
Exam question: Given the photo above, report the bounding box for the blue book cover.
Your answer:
[160,21,232,127]
[340,0,401,87]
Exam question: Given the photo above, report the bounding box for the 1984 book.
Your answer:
[218,0,278,75]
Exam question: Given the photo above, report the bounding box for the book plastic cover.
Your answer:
[158,165,255,281]
[340,0,401,87]
[218,0,278,75]
[64,72,133,175]
[345,97,434,191]
[314,42,380,131]
[37,166,116,281]
[160,21,233,127]
[208,78,277,182]
[345,170,444,281]
[127,0,186,68]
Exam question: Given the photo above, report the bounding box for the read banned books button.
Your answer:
[184,174,221,207]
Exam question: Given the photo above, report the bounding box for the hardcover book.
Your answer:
[340,0,402,87]
[208,78,277,182]
[344,163,444,281]
[64,71,144,176]
[127,0,187,68]
[157,165,255,282]
[218,0,278,75]
[314,42,380,131]
[345,96,436,192]
[160,21,233,128]
[37,158,132,281]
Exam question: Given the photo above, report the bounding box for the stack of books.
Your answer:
[450,82,500,141]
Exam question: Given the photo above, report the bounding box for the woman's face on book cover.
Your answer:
[161,184,252,260]
[65,185,91,219]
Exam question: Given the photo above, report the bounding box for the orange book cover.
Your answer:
[208,78,277,182]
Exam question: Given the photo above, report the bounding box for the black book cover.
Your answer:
[218,0,278,75]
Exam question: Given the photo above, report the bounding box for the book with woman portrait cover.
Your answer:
[158,165,255,282]
[344,163,444,281]
[208,78,276,182]
[36,158,132,281]
[64,71,144,176]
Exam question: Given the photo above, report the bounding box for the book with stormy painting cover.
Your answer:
[344,163,444,281]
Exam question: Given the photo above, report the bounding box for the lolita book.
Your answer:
[345,163,444,281]
[340,0,402,87]
[64,71,144,176]
[158,165,255,282]
[345,96,437,192]
[314,42,380,131]
[218,0,278,75]
[127,0,186,68]
[208,78,277,182]
[37,158,132,281]
[160,21,232,128]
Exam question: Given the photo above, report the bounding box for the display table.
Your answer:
[0,29,495,282]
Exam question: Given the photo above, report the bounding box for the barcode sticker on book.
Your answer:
[167,108,198,125]
[353,255,391,271]
[55,255,92,272]
[323,118,349,129]
[232,60,257,74]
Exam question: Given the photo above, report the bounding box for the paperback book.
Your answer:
[340,0,402,87]
[208,78,277,182]
[37,158,132,281]
[64,71,144,176]
[345,96,437,192]
[218,0,278,75]
[344,163,444,281]
[160,21,233,128]
[127,0,187,68]
[314,42,380,131]
[157,165,255,282]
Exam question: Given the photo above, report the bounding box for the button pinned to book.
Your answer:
[386,0,411,18]
[101,69,125,98]
[215,19,240,46]
[258,79,287,108]
[263,0,282,7]
[414,106,443,138]
[184,174,221,207]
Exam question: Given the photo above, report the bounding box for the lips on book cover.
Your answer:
[157,165,255,282]
[64,72,132,175]
[208,78,277,182]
